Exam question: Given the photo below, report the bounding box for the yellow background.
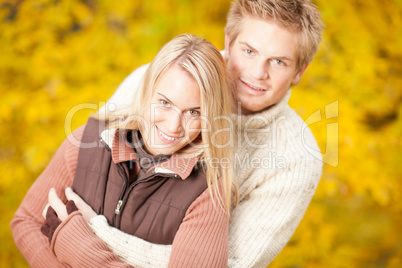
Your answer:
[1,0,401,267]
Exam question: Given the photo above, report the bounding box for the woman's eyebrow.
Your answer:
[157,93,175,106]
[157,93,200,110]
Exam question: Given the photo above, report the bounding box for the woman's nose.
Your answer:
[165,109,183,133]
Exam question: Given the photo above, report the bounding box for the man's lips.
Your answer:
[240,80,267,92]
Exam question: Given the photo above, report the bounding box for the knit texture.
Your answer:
[89,215,172,267]
[11,124,229,267]
[227,90,322,267]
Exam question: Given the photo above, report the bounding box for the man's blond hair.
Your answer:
[225,0,324,71]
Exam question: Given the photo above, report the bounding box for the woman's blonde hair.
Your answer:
[97,34,238,214]
[225,0,324,71]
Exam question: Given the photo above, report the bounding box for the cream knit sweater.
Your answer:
[94,64,323,267]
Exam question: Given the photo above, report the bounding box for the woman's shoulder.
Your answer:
[65,124,86,149]
[60,124,87,175]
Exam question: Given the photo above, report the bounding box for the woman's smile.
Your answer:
[155,125,183,144]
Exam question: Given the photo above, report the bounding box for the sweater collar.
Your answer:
[101,128,200,180]
[232,90,291,130]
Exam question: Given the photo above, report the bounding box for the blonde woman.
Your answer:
[11,34,237,268]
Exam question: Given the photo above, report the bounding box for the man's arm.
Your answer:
[87,187,229,268]
[89,215,172,267]
[98,64,149,115]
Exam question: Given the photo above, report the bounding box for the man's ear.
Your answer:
[292,63,309,85]
[224,34,231,61]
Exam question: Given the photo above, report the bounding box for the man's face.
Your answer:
[225,17,307,114]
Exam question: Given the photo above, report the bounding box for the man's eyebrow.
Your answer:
[239,41,295,61]
[274,56,295,62]
[157,93,200,110]
[239,42,259,53]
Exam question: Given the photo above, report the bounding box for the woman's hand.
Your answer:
[42,187,97,223]
[64,187,97,222]
[41,188,79,243]
[41,187,98,243]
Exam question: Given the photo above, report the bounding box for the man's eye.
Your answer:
[244,49,253,55]
[275,59,284,65]
[160,100,170,107]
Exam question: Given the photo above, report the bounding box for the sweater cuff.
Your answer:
[50,211,83,254]
[51,211,100,266]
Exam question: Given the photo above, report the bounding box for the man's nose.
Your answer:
[250,60,269,80]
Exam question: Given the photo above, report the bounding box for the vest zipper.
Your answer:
[113,171,174,228]
[114,163,128,228]
[115,200,123,214]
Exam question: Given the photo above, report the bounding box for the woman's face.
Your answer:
[142,65,202,156]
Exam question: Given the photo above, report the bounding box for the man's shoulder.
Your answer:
[248,106,323,185]
[99,63,150,114]
[258,105,322,163]
[281,105,322,164]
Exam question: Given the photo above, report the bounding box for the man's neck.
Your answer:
[234,101,274,115]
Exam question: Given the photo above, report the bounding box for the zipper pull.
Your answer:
[115,200,123,215]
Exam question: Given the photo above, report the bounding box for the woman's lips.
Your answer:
[155,126,182,144]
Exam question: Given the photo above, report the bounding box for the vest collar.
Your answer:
[100,128,201,180]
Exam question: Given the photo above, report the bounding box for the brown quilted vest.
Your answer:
[72,118,207,244]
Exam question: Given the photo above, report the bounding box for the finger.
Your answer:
[40,221,50,237]
[65,187,97,222]
[66,200,78,214]
[65,187,79,201]
[48,188,68,221]
[65,187,85,209]
[42,204,50,219]
[42,206,62,244]
[46,206,59,219]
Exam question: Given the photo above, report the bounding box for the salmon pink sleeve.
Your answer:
[10,126,84,267]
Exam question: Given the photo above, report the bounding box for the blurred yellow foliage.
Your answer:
[1,0,401,267]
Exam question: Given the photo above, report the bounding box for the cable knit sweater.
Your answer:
[95,65,323,267]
